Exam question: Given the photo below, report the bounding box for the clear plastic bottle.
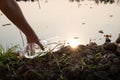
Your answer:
[24,43,42,59]
[18,36,65,59]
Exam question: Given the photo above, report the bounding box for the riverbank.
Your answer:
[0,42,120,80]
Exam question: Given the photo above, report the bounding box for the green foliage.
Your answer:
[0,45,24,80]
[0,44,4,54]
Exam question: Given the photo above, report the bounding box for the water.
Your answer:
[0,1,120,49]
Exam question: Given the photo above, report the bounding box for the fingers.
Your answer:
[37,42,44,51]
[26,36,44,51]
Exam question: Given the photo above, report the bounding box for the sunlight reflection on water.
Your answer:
[0,0,120,48]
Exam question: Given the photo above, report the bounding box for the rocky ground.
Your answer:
[0,42,120,80]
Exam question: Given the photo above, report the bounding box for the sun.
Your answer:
[69,40,79,48]
[67,38,80,48]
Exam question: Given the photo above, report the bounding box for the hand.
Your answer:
[26,34,44,51]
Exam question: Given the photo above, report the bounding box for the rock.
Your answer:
[99,58,109,64]
[89,42,97,46]
[95,57,102,63]
[117,44,120,53]
[105,37,111,43]
[85,59,94,65]
[103,53,116,60]
[103,43,117,52]
[116,39,120,44]
[113,57,120,64]
[116,33,120,44]
[87,54,94,59]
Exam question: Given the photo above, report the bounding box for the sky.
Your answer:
[0,0,120,48]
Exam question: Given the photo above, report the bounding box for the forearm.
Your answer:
[0,0,36,36]
[0,0,44,50]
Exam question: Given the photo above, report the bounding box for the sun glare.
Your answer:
[68,38,80,48]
